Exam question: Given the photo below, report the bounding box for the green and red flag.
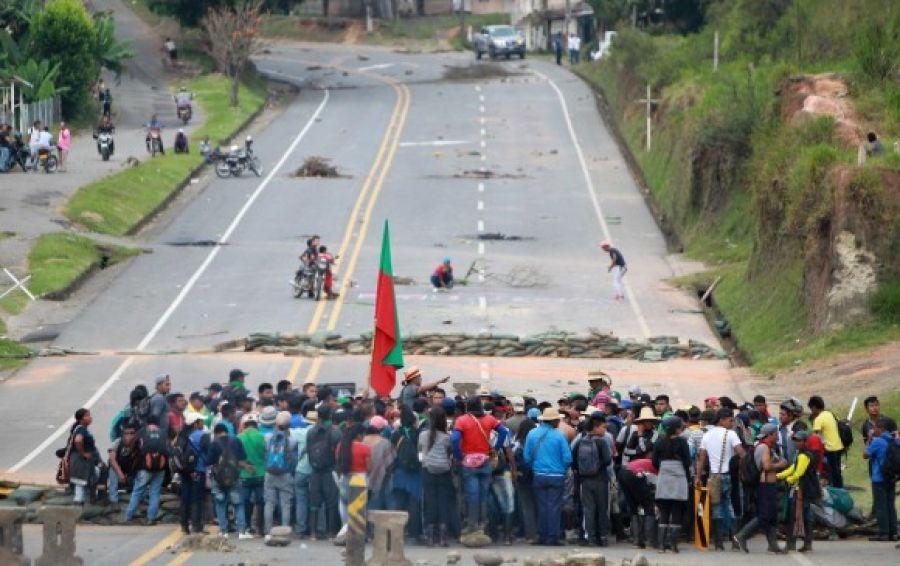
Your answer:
[370,220,404,396]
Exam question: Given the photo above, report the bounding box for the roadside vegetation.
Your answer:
[64,74,266,235]
[0,233,138,316]
[577,0,899,372]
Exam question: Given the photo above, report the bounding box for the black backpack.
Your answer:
[576,436,603,476]
[882,438,900,483]
[740,443,762,486]
[213,440,240,489]
[395,428,421,472]
[307,426,336,472]
[140,427,168,472]
[170,431,197,474]
[832,413,853,452]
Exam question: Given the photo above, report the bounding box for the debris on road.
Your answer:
[475,233,531,241]
[393,275,416,285]
[452,169,527,180]
[177,533,235,553]
[292,156,346,178]
[442,63,519,81]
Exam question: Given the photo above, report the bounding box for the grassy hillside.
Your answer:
[577,0,900,372]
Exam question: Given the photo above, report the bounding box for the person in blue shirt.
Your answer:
[863,417,898,541]
[523,407,572,545]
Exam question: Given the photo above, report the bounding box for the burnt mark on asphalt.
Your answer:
[165,240,227,247]
[441,63,524,82]
[474,233,534,241]
[447,169,529,180]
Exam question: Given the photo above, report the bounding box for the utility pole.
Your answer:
[635,84,658,152]
[713,30,719,72]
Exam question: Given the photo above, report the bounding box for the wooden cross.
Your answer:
[635,84,658,152]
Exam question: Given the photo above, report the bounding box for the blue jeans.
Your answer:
[241,476,265,534]
[293,472,310,535]
[264,473,294,534]
[533,474,565,544]
[212,479,247,533]
[181,472,206,531]
[125,470,165,521]
[460,461,492,506]
[710,474,735,534]
[107,470,133,503]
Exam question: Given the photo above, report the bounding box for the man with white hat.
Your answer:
[399,367,449,411]
[599,240,627,301]
[524,407,573,545]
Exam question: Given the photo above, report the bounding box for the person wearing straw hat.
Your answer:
[399,367,449,411]
[599,240,627,301]
[524,407,573,545]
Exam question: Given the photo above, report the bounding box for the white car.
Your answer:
[473,25,526,60]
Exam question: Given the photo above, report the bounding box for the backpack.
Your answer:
[740,443,762,487]
[213,440,240,489]
[576,436,604,476]
[265,431,295,475]
[129,397,151,430]
[833,413,853,452]
[170,431,197,474]
[307,426,335,472]
[395,429,421,472]
[882,438,900,483]
[139,428,168,472]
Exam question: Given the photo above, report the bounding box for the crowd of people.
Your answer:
[57,368,898,554]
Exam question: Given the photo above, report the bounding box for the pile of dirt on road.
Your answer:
[452,169,528,179]
[442,63,521,81]
[177,533,235,553]
[292,156,346,178]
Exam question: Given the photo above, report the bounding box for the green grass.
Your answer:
[64,74,266,235]
[0,233,139,315]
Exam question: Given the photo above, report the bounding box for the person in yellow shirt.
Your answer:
[185,391,213,429]
[776,431,820,553]
[807,396,843,488]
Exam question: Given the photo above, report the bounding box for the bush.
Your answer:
[32,0,98,117]
[853,15,900,83]
[870,282,900,324]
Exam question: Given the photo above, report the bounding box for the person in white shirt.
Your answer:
[695,408,745,550]
[568,33,581,65]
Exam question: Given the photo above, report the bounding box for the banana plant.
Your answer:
[7,58,68,102]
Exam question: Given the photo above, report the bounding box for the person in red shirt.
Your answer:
[452,398,510,535]
[167,392,186,437]
[336,423,371,474]
[431,258,454,290]
[318,245,338,300]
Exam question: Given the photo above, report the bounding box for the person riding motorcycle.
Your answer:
[299,235,321,268]
[145,114,165,155]
[175,87,193,121]
[95,115,116,155]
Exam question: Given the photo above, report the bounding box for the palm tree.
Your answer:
[93,14,134,80]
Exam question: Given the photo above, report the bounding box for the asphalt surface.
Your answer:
[2,40,897,566]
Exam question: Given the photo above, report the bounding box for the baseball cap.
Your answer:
[229,368,248,381]
[154,373,170,386]
[791,430,809,442]
[527,407,541,420]
[628,385,641,396]
[207,382,223,392]
[619,399,633,410]
[759,423,778,437]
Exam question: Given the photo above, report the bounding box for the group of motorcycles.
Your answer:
[1,134,59,173]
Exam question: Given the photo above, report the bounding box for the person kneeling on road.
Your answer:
[107,423,142,507]
[431,257,454,291]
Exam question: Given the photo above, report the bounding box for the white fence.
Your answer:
[0,86,61,132]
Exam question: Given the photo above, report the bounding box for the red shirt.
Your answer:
[454,414,499,455]
[806,433,827,474]
[336,441,371,473]
[433,264,452,277]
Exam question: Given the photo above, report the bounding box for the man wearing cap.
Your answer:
[206,383,224,412]
[777,399,806,463]
[238,413,266,537]
[222,369,249,405]
[186,392,213,428]
[149,374,172,440]
[524,407,573,545]
[695,407,745,550]
[733,423,788,553]
[399,367,449,412]
[506,398,527,437]
[599,240,626,301]
[258,406,278,437]
[776,430,819,552]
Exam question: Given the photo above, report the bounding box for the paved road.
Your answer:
[1,44,723,482]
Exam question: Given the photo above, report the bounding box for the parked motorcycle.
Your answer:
[93,130,114,161]
[16,141,58,173]
[291,256,329,300]
[214,144,261,178]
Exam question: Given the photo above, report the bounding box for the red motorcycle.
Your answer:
[145,126,163,157]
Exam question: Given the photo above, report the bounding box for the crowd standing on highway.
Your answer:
[57,369,899,553]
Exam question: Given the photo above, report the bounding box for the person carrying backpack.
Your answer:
[863,417,899,542]
[573,413,613,547]
[392,406,424,540]
[305,405,341,539]
[208,423,255,537]
[734,423,788,553]
[123,415,169,525]
[178,414,207,533]
[263,411,297,539]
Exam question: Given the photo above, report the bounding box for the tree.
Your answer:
[0,0,40,39]
[203,0,264,107]
[31,0,98,116]
[9,59,68,102]
[93,14,135,80]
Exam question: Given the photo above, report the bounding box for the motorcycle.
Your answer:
[214,144,262,178]
[19,145,58,173]
[146,127,163,156]
[292,256,329,300]
[177,105,192,125]
[93,130,114,161]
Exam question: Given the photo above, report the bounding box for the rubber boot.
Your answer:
[670,525,681,553]
[734,517,757,553]
[631,515,645,548]
[765,527,784,554]
[439,524,449,547]
[309,509,319,541]
[424,524,435,547]
[799,521,813,553]
[712,519,724,550]
[643,514,657,549]
[504,513,514,545]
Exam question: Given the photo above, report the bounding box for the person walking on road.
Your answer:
[733,423,788,554]
[776,430,819,552]
[57,121,70,171]
[599,240,627,301]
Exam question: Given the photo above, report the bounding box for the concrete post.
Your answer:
[0,506,30,566]
[35,506,82,566]
[345,474,368,566]
[366,510,411,566]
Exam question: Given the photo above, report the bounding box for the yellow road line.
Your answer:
[326,83,411,333]
[129,527,183,566]
[285,357,305,385]
[166,551,193,566]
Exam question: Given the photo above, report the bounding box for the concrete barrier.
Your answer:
[366,510,411,566]
[35,506,82,566]
[0,506,29,565]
